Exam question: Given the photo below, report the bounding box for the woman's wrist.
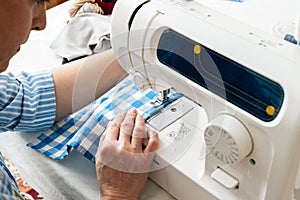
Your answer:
[100,194,137,200]
[100,187,138,200]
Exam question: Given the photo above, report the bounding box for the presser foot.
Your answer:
[151,88,171,107]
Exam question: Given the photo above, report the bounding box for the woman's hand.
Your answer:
[95,109,159,200]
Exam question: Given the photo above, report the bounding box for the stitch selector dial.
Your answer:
[204,114,252,164]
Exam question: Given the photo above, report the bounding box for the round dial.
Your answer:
[204,114,252,164]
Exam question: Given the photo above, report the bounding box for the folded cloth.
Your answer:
[27,75,182,162]
[50,13,111,61]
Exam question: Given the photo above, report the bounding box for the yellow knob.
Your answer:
[194,44,201,54]
[266,105,275,116]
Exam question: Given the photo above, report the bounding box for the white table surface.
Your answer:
[1,0,300,199]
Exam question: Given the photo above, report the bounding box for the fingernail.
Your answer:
[107,121,114,127]
[118,112,126,117]
[148,130,157,137]
[130,108,137,114]
[137,114,144,119]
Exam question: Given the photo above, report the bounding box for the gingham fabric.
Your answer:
[27,75,182,162]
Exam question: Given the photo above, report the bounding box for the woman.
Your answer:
[0,0,159,199]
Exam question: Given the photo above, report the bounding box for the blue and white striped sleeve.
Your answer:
[0,71,56,132]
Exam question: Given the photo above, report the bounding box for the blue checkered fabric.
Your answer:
[27,75,182,162]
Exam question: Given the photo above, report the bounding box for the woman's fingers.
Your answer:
[144,130,159,153]
[96,109,160,173]
[113,112,126,127]
[96,121,120,165]
[131,115,146,152]
[103,109,159,155]
[119,109,137,145]
[104,120,120,141]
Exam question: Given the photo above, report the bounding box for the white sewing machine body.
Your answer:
[111,0,300,199]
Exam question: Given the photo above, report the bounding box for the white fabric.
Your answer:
[50,13,111,61]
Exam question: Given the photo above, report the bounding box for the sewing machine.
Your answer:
[111,0,300,199]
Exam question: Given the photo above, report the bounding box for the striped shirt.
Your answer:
[0,70,56,199]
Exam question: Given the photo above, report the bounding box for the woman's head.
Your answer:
[0,0,47,72]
